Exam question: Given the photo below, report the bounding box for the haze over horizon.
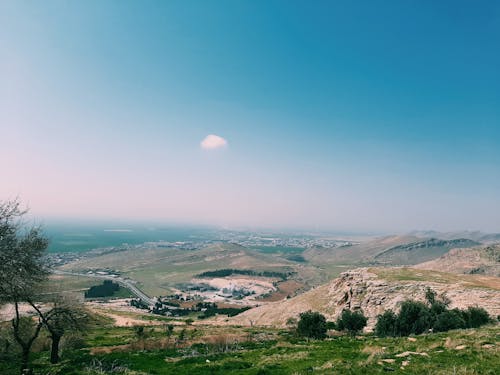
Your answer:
[2,1,500,233]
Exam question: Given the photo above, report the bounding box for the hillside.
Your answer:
[58,243,312,296]
[415,244,500,276]
[230,267,500,329]
[303,235,421,265]
[410,230,500,243]
[372,238,479,265]
[302,236,480,268]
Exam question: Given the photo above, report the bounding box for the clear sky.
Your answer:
[1,1,499,232]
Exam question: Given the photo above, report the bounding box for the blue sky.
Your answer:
[1,1,499,232]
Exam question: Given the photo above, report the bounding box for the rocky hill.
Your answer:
[303,235,421,265]
[373,238,479,265]
[415,244,500,276]
[230,267,500,330]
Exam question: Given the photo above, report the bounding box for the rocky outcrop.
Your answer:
[415,245,500,276]
[230,268,500,330]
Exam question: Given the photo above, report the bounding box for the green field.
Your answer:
[1,323,498,374]
[45,223,215,253]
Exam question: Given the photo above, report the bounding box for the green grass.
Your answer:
[370,267,500,290]
[2,324,498,374]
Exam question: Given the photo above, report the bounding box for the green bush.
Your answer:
[296,311,327,339]
[375,298,492,337]
[336,309,367,336]
[462,306,491,328]
[396,300,431,336]
[433,309,466,332]
[326,321,336,330]
[375,310,397,337]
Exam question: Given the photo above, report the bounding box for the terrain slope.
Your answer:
[230,267,500,329]
[415,244,500,276]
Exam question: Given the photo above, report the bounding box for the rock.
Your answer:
[229,267,500,328]
[455,345,467,350]
[381,359,395,363]
[396,351,429,358]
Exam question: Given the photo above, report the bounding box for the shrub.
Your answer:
[462,306,491,328]
[85,280,120,298]
[396,300,431,336]
[326,321,336,330]
[375,310,397,337]
[378,299,492,337]
[433,309,466,332]
[425,287,437,305]
[336,309,367,336]
[297,311,327,339]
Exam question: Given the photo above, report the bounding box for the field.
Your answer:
[45,223,215,253]
[1,320,498,374]
[57,243,320,298]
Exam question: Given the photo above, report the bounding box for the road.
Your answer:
[53,270,155,306]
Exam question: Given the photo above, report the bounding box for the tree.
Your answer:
[433,309,465,332]
[461,306,491,328]
[375,310,397,337]
[396,300,431,336]
[336,309,367,336]
[425,287,437,305]
[30,297,89,363]
[297,311,327,339]
[0,200,49,374]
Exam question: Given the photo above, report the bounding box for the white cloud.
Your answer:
[200,134,228,150]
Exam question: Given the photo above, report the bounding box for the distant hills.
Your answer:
[409,230,500,243]
[373,238,479,265]
[416,244,500,276]
[303,235,483,266]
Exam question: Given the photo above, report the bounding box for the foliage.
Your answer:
[296,311,327,339]
[336,309,367,336]
[198,306,250,319]
[325,321,336,330]
[433,309,466,332]
[85,280,120,298]
[461,306,491,328]
[0,199,49,373]
[3,325,498,375]
[425,287,437,305]
[375,291,493,337]
[0,200,49,303]
[196,269,290,280]
[396,300,432,336]
[130,299,149,309]
[375,310,397,337]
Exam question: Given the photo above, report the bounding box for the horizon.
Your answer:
[35,215,497,238]
[2,1,500,233]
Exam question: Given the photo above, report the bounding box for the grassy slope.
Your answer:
[3,324,498,374]
[59,243,313,296]
[370,267,500,290]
